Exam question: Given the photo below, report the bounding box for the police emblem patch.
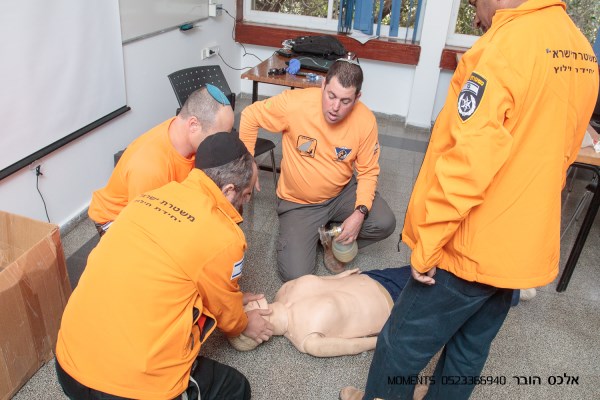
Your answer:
[334,147,352,161]
[296,136,317,157]
[457,72,487,122]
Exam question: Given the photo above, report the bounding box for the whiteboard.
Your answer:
[120,0,209,43]
[0,0,127,180]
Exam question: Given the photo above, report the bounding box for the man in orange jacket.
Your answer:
[56,133,273,400]
[88,85,235,236]
[341,0,599,399]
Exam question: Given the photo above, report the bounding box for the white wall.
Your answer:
[406,0,455,128]
[0,0,460,227]
[238,2,461,127]
[0,0,240,226]
[432,70,454,123]
[239,45,416,117]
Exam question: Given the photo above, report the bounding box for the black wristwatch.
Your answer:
[355,205,369,219]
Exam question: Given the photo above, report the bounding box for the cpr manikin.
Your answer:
[230,267,410,357]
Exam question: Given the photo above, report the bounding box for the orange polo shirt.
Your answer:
[239,87,380,209]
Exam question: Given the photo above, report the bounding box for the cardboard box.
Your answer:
[0,211,71,400]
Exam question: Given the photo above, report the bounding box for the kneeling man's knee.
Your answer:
[277,263,315,282]
[381,212,396,238]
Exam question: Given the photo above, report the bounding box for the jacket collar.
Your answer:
[183,169,244,224]
[492,0,566,30]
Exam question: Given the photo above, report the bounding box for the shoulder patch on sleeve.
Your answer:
[457,72,487,122]
[231,256,244,280]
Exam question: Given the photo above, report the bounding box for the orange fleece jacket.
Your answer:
[57,169,247,399]
[402,0,599,288]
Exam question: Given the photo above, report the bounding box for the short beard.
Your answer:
[232,194,244,216]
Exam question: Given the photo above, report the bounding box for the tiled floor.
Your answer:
[13,96,600,399]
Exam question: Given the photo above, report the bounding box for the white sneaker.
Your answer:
[520,288,537,301]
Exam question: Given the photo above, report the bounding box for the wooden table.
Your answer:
[557,123,600,292]
[241,54,325,103]
[573,125,600,165]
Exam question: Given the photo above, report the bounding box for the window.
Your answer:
[245,0,340,31]
[250,0,337,18]
[446,0,480,48]
[453,0,480,36]
[244,0,425,42]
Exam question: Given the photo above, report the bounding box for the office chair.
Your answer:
[114,149,125,167]
[168,66,278,187]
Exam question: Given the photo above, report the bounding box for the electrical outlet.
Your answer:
[201,46,219,60]
[208,1,222,17]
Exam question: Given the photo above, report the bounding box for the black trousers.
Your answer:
[56,356,250,400]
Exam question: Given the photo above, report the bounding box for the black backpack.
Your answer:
[291,35,347,60]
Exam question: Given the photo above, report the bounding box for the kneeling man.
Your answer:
[56,133,273,400]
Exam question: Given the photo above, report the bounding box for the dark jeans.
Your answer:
[362,265,412,303]
[363,269,513,400]
[511,289,520,306]
[56,356,250,400]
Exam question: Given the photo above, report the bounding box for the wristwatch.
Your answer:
[355,205,369,219]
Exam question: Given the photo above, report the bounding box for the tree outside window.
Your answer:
[251,0,335,18]
[249,0,423,32]
[247,0,598,46]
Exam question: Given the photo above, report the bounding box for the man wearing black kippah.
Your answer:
[56,133,273,400]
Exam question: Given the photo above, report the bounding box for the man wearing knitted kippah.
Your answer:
[56,133,273,400]
[89,85,235,237]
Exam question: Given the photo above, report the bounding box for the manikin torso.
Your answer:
[272,270,393,354]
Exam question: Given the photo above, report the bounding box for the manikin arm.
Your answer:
[302,332,377,357]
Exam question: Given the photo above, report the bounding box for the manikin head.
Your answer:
[228,298,287,351]
[196,132,257,215]
[321,59,363,124]
[178,85,235,154]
